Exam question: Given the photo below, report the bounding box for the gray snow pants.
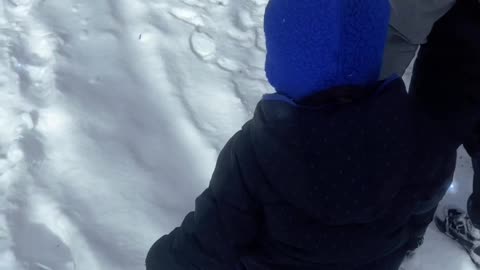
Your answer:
[381,0,456,78]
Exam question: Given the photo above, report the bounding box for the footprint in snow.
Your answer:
[169,7,205,27]
[5,0,34,17]
[190,30,216,61]
[9,221,75,270]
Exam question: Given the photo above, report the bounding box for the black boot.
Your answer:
[435,207,480,265]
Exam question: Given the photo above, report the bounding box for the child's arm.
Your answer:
[146,125,261,270]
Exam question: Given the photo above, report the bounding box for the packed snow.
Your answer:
[0,0,475,269]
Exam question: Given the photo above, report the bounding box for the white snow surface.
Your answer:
[0,0,475,269]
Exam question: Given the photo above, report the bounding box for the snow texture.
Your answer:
[0,0,475,269]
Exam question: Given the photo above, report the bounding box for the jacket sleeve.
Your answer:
[146,126,262,270]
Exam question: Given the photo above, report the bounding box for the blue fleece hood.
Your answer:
[264,0,391,100]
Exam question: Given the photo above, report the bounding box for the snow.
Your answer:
[0,0,475,269]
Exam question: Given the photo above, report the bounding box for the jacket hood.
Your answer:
[264,0,391,100]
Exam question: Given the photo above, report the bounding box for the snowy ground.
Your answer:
[0,0,476,269]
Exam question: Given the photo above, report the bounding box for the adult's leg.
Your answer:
[380,27,418,79]
[381,0,455,79]
[413,0,480,264]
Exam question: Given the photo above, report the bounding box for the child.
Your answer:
[146,1,459,269]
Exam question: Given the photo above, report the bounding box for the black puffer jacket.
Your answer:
[145,76,480,270]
